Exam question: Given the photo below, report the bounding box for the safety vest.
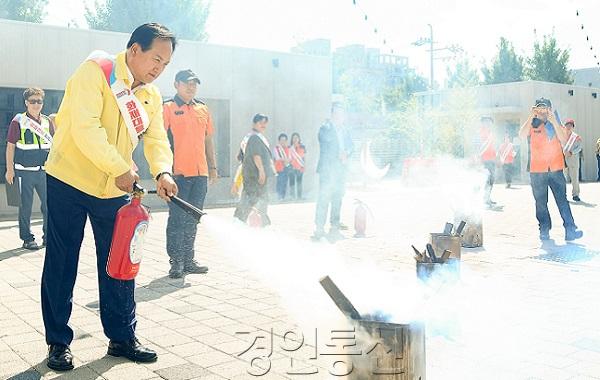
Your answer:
[14,113,52,172]
[273,145,291,173]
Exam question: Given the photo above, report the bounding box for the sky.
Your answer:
[45,0,600,83]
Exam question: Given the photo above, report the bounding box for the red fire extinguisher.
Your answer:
[354,199,369,238]
[106,186,149,280]
[248,208,262,228]
[107,184,206,280]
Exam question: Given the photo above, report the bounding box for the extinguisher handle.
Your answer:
[135,183,206,223]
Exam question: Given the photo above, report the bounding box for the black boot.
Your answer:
[169,259,184,279]
[107,337,157,363]
[565,229,583,241]
[47,344,74,371]
[184,260,208,274]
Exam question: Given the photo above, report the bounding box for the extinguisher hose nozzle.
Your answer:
[135,185,206,223]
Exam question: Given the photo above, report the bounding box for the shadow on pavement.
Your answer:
[569,200,597,208]
[535,240,599,263]
[136,275,191,303]
[6,355,126,380]
[84,275,191,310]
[0,247,31,262]
[0,220,43,231]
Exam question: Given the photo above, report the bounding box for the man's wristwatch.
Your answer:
[155,172,172,181]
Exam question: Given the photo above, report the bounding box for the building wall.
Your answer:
[416,80,600,182]
[0,20,331,218]
[573,67,600,88]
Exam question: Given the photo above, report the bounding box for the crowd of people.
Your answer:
[479,97,586,241]
[2,21,599,373]
[1,22,356,372]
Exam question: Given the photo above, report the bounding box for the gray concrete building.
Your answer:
[0,19,331,217]
[573,67,600,88]
[416,80,600,182]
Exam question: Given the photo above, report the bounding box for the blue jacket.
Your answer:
[316,120,353,175]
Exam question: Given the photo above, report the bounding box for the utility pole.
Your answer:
[428,23,434,89]
[413,24,462,90]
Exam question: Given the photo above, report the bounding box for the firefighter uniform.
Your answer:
[163,90,214,276]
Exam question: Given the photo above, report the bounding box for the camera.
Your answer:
[532,117,542,128]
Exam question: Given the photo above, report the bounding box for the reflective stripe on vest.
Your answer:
[14,113,51,171]
[15,164,45,171]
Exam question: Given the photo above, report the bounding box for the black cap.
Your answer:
[534,97,552,108]
[175,69,201,84]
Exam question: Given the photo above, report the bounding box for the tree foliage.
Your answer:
[526,35,573,84]
[482,37,525,84]
[0,0,48,23]
[85,0,211,41]
[446,58,480,89]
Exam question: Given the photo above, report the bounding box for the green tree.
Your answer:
[482,37,524,84]
[445,59,480,89]
[85,0,211,41]
[0,0,48,23]
[382,71,428,111]
[526,35,573,84]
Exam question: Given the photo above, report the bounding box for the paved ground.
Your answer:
[1,176,600,380]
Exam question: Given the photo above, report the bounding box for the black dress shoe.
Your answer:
[107,338,157,363]
[47,344,74,371]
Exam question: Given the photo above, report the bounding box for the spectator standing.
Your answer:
[5,88,54,250]
[562,118,582,202]
[273,133,291,200]
[288,132,306,200]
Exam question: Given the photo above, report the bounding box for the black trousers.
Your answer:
[16,170,47,242]
[503,163,513,185]
[483,161,495,201]
[288,169,304,199]
[166,175,207,264]
[234,179,270,226]
[530,171,577,233]
[41,175,134,346]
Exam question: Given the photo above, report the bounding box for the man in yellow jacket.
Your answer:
[41,23,178,371]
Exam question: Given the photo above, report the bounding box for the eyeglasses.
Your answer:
[27,99,44,104]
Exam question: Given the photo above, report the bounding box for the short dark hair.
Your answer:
[23,88,44,100]
[252,113,269,124]
[291,132,301,142]
[127,23,177,52]
[278,133,288,141]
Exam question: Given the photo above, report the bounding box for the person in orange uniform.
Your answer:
[518,98,583,241]
[479,116,497,205]
[498,131,516,188]
[163,69,217,278]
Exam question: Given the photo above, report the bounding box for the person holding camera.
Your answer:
[518,98,583,241]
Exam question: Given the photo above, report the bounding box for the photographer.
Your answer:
[518,98,583,241]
